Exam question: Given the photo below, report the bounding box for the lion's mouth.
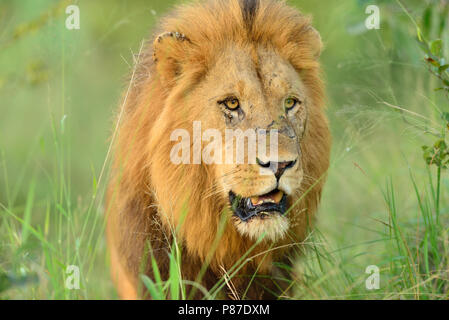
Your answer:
[229,189,288,222]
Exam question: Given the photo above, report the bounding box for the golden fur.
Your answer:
[106,0,331,299]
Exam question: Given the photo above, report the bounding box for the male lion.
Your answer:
[107,0,331,299]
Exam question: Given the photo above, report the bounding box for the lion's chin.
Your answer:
[233,214,289,242]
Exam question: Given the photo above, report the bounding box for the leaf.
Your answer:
[439,64,449,73]
[422,6,432,39]
[140,275,163,300]
[169,251,180,300]
[150,256,162,287]
[430,39,443,57]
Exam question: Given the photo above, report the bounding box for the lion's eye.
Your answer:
[284,97,300,112]
[223,98,240,110]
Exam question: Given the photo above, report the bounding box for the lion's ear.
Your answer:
[306,26,323,59]
[152,31,192,86]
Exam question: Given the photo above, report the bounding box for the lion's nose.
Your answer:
[256,158,297,180]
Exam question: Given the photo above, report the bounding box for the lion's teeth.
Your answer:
[250,196,259,206]
[273,190,284,203]
[250,191,284,206]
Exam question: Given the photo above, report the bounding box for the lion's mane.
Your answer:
[107,0,331,299]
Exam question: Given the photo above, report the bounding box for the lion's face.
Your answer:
[145,0,330,260]
[111,0,330,288]
[191,46,309,241]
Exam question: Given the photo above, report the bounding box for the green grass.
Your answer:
[1,0,448,299]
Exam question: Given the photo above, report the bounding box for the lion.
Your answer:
[106,0,331,300]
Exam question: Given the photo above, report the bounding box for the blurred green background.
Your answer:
[1,0,448,299]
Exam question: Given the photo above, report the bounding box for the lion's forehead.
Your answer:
[208,46,305,103]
